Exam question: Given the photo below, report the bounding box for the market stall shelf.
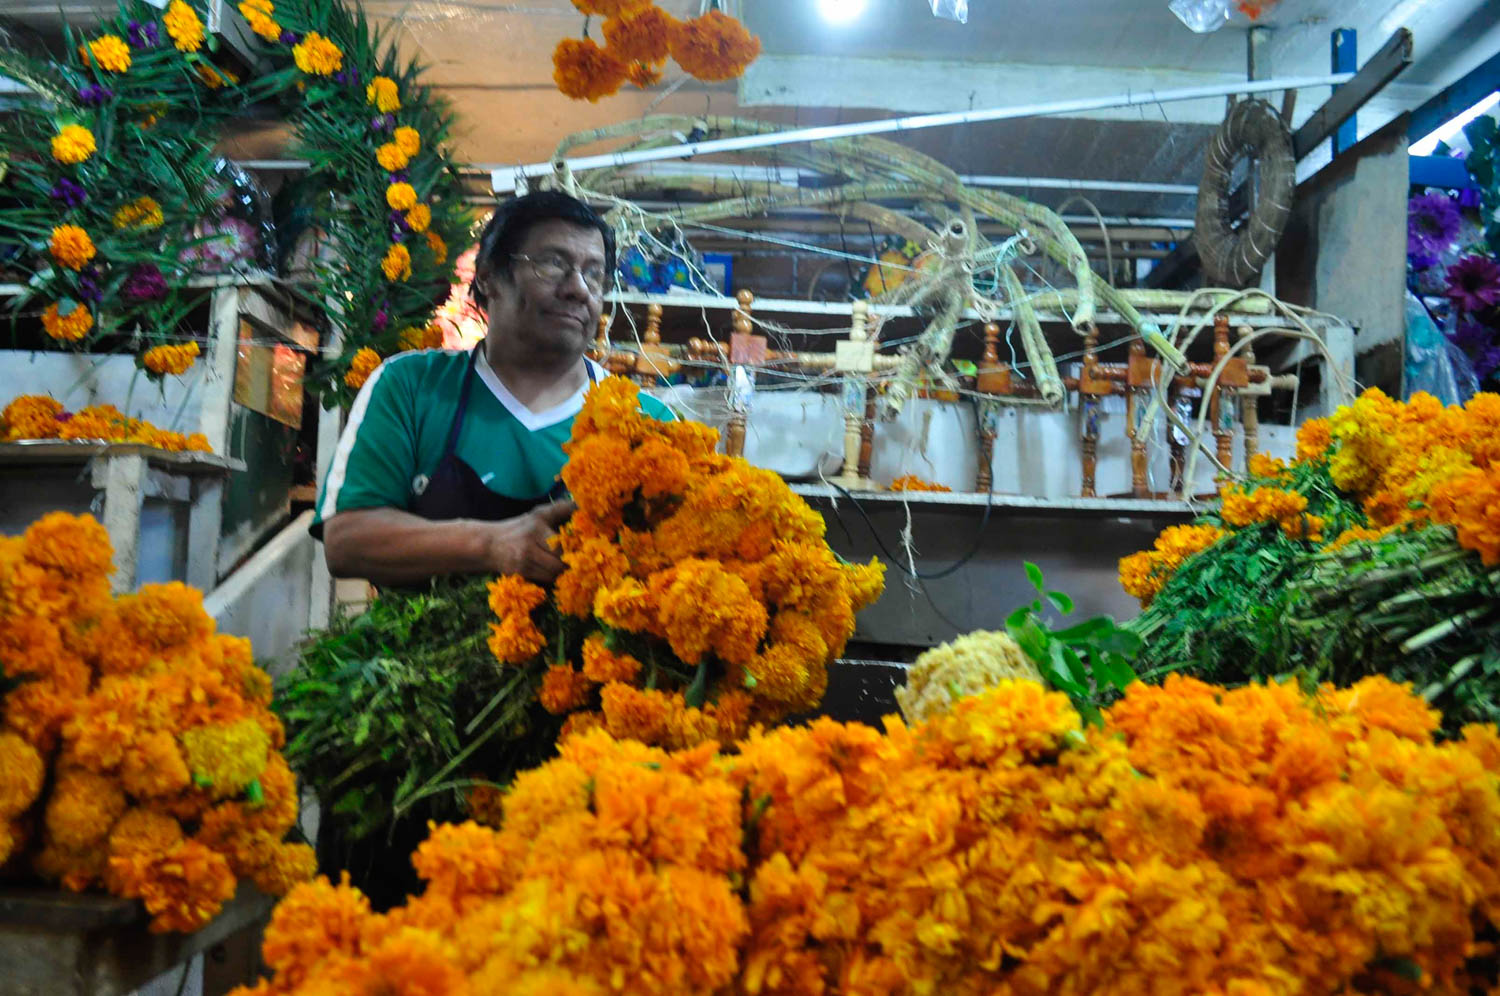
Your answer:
[0,885,272,996]
[0,443,244,593]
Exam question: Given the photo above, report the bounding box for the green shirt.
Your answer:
[314,348,675,527]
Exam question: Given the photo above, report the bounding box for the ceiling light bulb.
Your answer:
[817,0,867,25]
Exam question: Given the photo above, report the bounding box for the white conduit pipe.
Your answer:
[491,72,1355,192]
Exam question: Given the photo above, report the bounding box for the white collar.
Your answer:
[473,348,602,432]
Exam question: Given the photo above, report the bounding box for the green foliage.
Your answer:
[1464,115,1500,258]
[277,578,561,866]
[1005,561,1141,725]
[1125,461,1500,734]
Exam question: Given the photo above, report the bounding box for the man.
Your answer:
[314,191,675,586]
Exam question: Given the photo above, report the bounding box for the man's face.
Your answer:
[483,218,606,364]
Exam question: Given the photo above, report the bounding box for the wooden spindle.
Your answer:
[1238,325,1260,472]
[1079,326,1100,498]
[1210,315,1234,473]
[1127,338,1149,498]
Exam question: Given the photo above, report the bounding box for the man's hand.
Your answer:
[483,499,576,583]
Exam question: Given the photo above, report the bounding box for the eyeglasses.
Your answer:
[513,252,609,296]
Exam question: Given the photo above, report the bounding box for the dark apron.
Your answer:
[408,349,596,522]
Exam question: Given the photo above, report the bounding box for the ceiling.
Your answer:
[4,0,1496,224]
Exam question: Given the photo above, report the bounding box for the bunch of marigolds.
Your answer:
[1120,388,1500,603]
[484,378,885,754]
[0,513,313,931]
[2,394,211,452]
[237,672,1500,993]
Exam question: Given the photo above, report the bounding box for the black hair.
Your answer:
[470,191,615,310]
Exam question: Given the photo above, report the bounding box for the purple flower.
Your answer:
[371,115,390,132]
[1445,254,1500,314]
[122,263,168,302]
[383,113,396,130]
[1408,192,1462,262]
[49,177,88,209]
[77,83,114,106]
[1476,343,1500,382]
[334,71,349,85]
[372,308,389,333]
[279,30,299,45]
[77,271,102,302]
[1454,318,1495,353]
[389,170,410,184]
[126,20,159,48]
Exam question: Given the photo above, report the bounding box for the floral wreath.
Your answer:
[0,0,470,403]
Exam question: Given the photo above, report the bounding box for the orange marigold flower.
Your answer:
[600,681,675,745]
[1279,513,1324,543]
[0,733,44,818]
[120,730,192,799]
[538,664,593,714]
[570,0,650,18]
[1295,416,1332,463]
[425,231,449,264]
[249,841,318,897]
[667,10,761,82]
[111,839,236,932]
[261,874,372,987]
[487,576,548,665]
[45,768,127,851]
[889,473,951,492]
[2,394,65,441]
[581,633,641,684]
[603,5,673,64]
[106,808,183,860]
[592,577,656,633]
[552,38,627,102]
[238,0,281,41]
[42,301,94,342]
[626,60,663,88]
[1428,464,1500,565]
[405,203,432,233]
[345,347,382,390]
[142,341,200,376]
[49,225,96,270]
[112,196,165,231]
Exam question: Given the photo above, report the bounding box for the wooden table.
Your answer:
[0,885,272,996]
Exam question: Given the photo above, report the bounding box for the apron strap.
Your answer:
[441,348,480,462]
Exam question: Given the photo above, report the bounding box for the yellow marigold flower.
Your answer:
[1295,416,1332,463]
[81,34,132,72]
[181,718,271,797]
[0,733,44,819]
[366,75,401,112]
[1279,513,1324,543]
[51,124,96,164]
[163,1,205,51]
[344,347,382,390]
[425,230,448,264]
[1219,485,1307,527]
[49,225,96,270]
[194,62,239,89]
[375,141,410,172]
[45,769,127,851]
[382,243,412,282]
[1247,452,1289,479]
[142,341,200,376]
[393,126,421,158]
[238,0,281,41]
[405,203,432,233]
[292,31,342,75]
[42,301,94,341]
[112,196,165,230]
[385,182,418,211]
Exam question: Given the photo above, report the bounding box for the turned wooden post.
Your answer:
[1237,325,1260,472]
[1210,314,1234,473]
[1079,325,1101,498]
[589,313,611,363]
[858,387,877,480]
[634,303,678,385]
[1126,339,1150,498]
[1168,385,1188,495]
[724,291,756,458]
[974,322,1012,493]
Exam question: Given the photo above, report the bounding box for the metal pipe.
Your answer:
[491,73,1356,191]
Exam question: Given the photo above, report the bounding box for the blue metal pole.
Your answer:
[1331,29,1358,157]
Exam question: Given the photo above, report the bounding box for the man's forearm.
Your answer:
[321,507,495,585]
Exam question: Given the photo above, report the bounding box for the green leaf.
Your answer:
[1046,590,1075,615]
[1024,561,1045,592]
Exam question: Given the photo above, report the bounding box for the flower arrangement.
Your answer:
[237,671,1500,992]
[2,394,211,452]
[1122,389,1500,726]
[551,2,760,102]
[887,473,951,492]
[487,378,885,742]
[0,0,470,402]
[0,513,313,931]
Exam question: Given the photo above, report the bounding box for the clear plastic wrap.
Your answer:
[1405,289,1479,405]
[929,0,968,24]
[1168,0,1232,33]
